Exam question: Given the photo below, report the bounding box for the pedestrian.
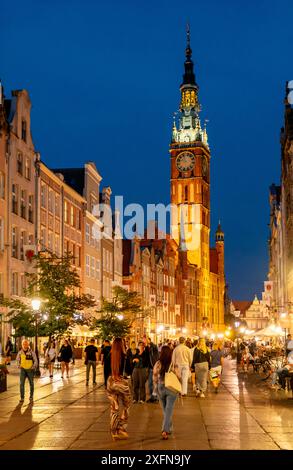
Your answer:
[191,337,210,398]
[101,339,112,388]
[171,337,191,397]
[84,338,99,385]
[190,338,198,390]
[5,336,13,365]
[209,341,225,393]
[132,341,148,403]
[58,339,72,379]
[16,339,38,404]
[153,345,180,440]
[126,341,138,383]
[146,337,159,403]
[45,340,57,378]
[107,337,131,440]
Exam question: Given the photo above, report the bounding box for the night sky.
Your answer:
[1,0,293,300]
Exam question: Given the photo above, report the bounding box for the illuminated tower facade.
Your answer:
[169,28,225,329]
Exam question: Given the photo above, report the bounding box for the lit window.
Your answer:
[70,206,74,226]
[48,191,54,213]
[64,201,69,224]
[25,158,31,180]
[96,260,101,280]
[55,194,60,217]
[91,257,95,278]
[86,224,90,244]
[17,153,23,175]
[41,184,47,209]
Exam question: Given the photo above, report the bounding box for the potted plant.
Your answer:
[0,363,9,393]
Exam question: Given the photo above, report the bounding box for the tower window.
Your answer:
[21,120,27,142]
[184,186,188,202]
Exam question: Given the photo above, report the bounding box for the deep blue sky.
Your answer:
[1,0,293,300]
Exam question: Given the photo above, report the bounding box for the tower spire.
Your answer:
[181,23,196,87]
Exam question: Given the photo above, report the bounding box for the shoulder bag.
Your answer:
[165,363,182,394]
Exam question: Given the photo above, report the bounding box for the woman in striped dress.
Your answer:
[107,337,131,440]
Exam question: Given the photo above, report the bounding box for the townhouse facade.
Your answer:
[0,85,123,344]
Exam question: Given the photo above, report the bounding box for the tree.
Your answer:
[1,253,95,339]
[92,286,148,340]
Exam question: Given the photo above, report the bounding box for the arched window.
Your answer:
[185,186,188,202]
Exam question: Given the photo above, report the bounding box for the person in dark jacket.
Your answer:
[59,339,72,379]
[132,341,149,403]
[191,338,210,398]
[146,338,159,402]
[126,341,138,377]
[101,340,112,388]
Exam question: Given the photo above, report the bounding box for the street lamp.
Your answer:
[31,298,41,377]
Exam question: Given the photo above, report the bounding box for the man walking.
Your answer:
[16,339,38,404]
[84,338,99,385]
[146,337,159,402]
[172,337,191,396]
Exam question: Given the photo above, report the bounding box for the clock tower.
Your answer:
[170,26,210,272]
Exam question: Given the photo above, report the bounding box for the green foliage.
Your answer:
[1,253,95,339]
[92,286,146,340]
[94,313,131,341]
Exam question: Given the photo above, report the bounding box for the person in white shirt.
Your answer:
[171,337,191,396]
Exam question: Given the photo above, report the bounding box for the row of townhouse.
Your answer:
[268,81,293,334]
[0,86,123,343]
[122,225,225,343]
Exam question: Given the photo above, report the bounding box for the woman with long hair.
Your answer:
[153,345,180,440]
[107,337,131,440]
[191,337,210,398]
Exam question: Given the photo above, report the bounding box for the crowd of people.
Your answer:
[232,335,293,390]
[99,336,226,440]
[3,331,292,443]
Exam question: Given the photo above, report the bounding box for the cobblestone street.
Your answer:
[0,358,292,450]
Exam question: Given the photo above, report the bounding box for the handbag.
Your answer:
[165,364,182,394]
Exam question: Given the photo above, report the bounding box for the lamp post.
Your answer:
[31,299,41,377]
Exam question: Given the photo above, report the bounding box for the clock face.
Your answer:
[176,152,195,172]
[202,156,208,177]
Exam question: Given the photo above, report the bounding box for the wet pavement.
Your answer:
[0,358,292,450]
